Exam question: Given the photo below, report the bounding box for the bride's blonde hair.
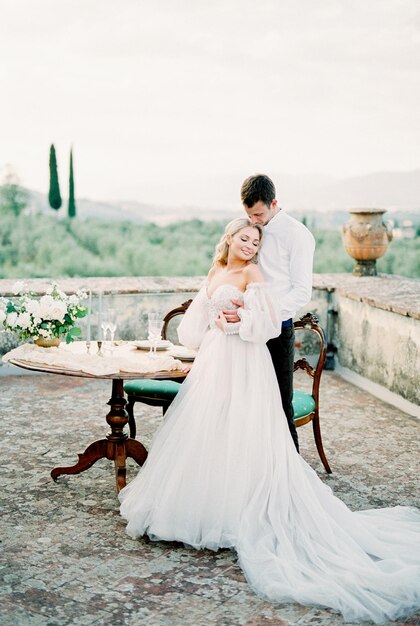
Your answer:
[212,218,263,267]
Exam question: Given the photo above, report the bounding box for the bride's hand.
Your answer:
[215,312,227,331]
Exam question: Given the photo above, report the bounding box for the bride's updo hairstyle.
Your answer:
[212,218,263,267]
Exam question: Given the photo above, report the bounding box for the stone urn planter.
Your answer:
[35,336,61,348]
[342,208,393,276]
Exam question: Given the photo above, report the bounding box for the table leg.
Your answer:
[51,378,148,491]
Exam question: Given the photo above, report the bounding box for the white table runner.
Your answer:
[2,341,184,376]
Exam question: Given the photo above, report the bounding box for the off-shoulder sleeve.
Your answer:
[177,284,209,350]
[238,283,281,343]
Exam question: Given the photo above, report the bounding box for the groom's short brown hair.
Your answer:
[241,174,276,208]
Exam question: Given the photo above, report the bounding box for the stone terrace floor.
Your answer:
[1,368,419,626]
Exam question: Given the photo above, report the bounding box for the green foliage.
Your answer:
[0,166,28,216]
[0,213,418,280]
[48,144,62,210]
[67,326,81,343]
[312,229,354,274]
[0,213,224,279]
[312,228,420,278]
[68,148,76,218]
[376,237,420,277]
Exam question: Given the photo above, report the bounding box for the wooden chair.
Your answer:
[124,300,192,439]
[293,312,332,474]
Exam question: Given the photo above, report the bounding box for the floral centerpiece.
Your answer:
[0,281,87,346]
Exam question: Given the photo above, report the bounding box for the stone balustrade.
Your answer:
[1,274,419,411]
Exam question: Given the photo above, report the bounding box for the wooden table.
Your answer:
[8,355,187,492]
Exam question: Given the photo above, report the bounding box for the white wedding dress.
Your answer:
[119,283,420,624]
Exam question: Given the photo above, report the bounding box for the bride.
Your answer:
[119,218,420,624]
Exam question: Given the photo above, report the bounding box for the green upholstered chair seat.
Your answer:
[292,389,316,419]
[124,379,181,400]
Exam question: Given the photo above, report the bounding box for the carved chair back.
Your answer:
[293,312,331,473]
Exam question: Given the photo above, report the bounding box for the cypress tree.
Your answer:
[48,144,62,210]
[68,147,76,218]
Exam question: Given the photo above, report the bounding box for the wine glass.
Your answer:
[147,313,162,359]
[107,309,117,343]
[101,319,110,342]
[102,309,117,355]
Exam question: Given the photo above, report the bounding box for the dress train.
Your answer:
[119,284,420,624]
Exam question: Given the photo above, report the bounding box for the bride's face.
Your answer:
[228,226,261,262]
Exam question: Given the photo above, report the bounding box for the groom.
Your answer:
[224,174,315,451]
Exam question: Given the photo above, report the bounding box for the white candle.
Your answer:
[98,291,103,340]
[87,291,92,342]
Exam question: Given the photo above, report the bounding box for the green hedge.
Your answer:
[0,213,418,279]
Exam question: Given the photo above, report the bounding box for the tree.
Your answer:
[0,165,28,216]
[48,144,62,210]
[68,147,76,218]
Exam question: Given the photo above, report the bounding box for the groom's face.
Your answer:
[244,200,277,226]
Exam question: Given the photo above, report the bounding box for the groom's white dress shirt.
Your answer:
[259,210,315,324]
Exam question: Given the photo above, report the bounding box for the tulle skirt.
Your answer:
[119,328,420,624]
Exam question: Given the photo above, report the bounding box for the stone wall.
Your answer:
[334,296,419,404]
[317,274,420,406]
[1,273,419,406]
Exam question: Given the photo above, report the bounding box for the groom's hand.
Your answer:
[222,299,243,323]
[215,312,227,331]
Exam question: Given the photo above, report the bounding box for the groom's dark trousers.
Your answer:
[266,321,299,452]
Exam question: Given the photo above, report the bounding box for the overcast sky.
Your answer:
[1,0,419,208]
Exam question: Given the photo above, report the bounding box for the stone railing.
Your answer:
[1,274,419,413]
[309,274,419,412]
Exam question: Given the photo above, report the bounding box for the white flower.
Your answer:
[16,312,31,329]
[25,299,41,317]
[12,281,26,295]
[49,300,68,322]
[39,295,55,319]
[2,281,85,343]
[39,294,69,321]
[6,312,18,328]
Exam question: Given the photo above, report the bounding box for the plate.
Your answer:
[170,346,197,361]
[133,340,172,351]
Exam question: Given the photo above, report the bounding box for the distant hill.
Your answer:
[118,169,420,213]
[27,190,149,223]
[298,170,420,212]
[245,170,420,213]
[288,208,420,230]
[26,190,238,225]
[25,169,420,226]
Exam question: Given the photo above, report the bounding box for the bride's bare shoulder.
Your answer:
[244,263,265,284]
[207,264,222,281]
